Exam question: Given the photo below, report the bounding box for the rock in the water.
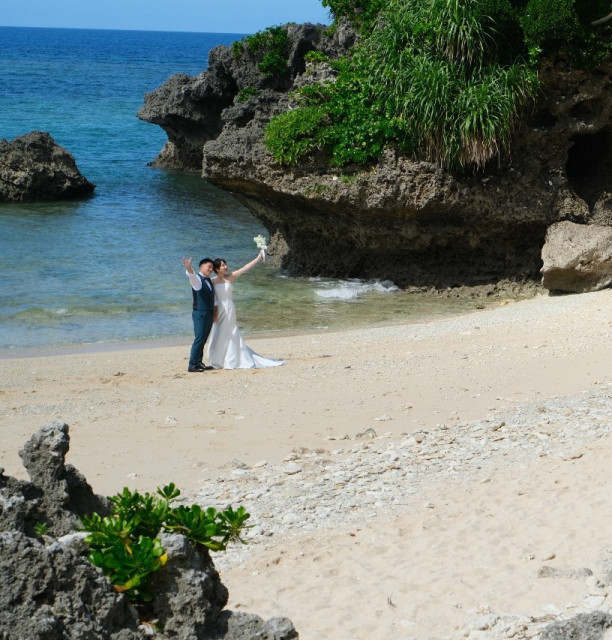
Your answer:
[0,131,95,202]
[541,221,612,292]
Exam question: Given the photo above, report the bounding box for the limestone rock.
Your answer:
[138,23,612,288]
[1,421,110,537]
[540,611,612,640]
[151,534,297,639]
[138,22,339,172]
[0,423,299,639]
[207,611,299,639]
[0,131,95,202]
[541,221,612,292]
[0,531,139,640]
[151,533,229,637]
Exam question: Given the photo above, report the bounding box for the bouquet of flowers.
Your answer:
[254,234,268,261]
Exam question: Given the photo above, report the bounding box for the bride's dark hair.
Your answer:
[213,258,226,273]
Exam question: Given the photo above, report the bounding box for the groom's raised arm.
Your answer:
[182,257,202,290]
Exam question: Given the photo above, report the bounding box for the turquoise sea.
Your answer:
[0,26,479,353]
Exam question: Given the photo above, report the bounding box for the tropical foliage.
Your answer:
[519,0,611,65]
[232,26,291,77]
[321,0,386,31]
[81,483,250,602]
[265,0,611,171]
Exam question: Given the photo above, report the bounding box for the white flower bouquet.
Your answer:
[254,234,268,261]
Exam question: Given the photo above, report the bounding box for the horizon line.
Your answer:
[0,21,329,36]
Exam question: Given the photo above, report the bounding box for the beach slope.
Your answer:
[1,289,611,638]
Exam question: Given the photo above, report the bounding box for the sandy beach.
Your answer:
[1,289,611,639]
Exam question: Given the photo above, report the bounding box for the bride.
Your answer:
[207,251,286,370]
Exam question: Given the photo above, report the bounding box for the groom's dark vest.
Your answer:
[192,274,215,311]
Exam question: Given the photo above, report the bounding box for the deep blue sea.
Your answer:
[0,26,477,353]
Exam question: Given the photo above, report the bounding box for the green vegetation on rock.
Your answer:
[265,0,611,171]
[321,0,386,31]
[81,483,250,602]
[232,26,291,77]
[236,87,259,103]
[520,0,611,65]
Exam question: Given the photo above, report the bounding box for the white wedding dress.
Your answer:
[207,281,285,370]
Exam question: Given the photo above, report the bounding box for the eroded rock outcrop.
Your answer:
[540,611,612,640]
[138,25,612,288]
[0,422,110,537]
[0,423,298,640]
[0,531,140,640]
[541,221,612,292]
[0,131,95,202]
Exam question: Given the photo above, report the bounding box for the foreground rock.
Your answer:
[541,221,612,292]
[138,26,612,288]
[0,131,95,202]
[0,422,297,640]
[0,421,109,537]
[0,531,140,640]
[540,611,612,640]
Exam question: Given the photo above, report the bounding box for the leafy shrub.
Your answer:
[232,26,290,77]
[231,40,244,59]
[519,0,611,64]
[304,50,330,64]
[265,0,609,171]
[321,0,386,32]
[236,87,259,103]
[520,0,582,51]
[267,0,538,170]
[81,483,250,602]
[265,105,328,165]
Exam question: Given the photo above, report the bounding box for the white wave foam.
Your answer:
[315,279,398,301]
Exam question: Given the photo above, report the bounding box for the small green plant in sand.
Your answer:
[80,483,250,602]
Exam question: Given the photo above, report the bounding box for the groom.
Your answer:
[182,257,217,372]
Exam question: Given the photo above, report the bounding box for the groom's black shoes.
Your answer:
[188,364,206,372]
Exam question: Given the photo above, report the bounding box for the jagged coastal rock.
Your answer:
[138,24,612,290]
[0,423,298,640]
[541,221,612,292]
[0,131,95,202]
[540,612,612,640]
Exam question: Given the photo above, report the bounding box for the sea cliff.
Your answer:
[138,23,612,288]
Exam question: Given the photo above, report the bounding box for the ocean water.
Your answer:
[0,26,478,353]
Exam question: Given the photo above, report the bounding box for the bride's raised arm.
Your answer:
[228,251,264,281]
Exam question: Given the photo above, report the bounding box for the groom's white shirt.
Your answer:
[186,270,213,291]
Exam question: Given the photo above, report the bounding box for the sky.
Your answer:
[1,0,332,34]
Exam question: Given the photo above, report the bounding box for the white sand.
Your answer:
[1,289,611,638]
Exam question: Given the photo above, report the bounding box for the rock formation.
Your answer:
[0,422,298,640]
[138,24,612,290]
[541,221,612,292]
[0,131,95,202]
[539,611,612,640]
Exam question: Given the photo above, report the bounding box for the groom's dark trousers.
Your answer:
[189,274,215,368]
